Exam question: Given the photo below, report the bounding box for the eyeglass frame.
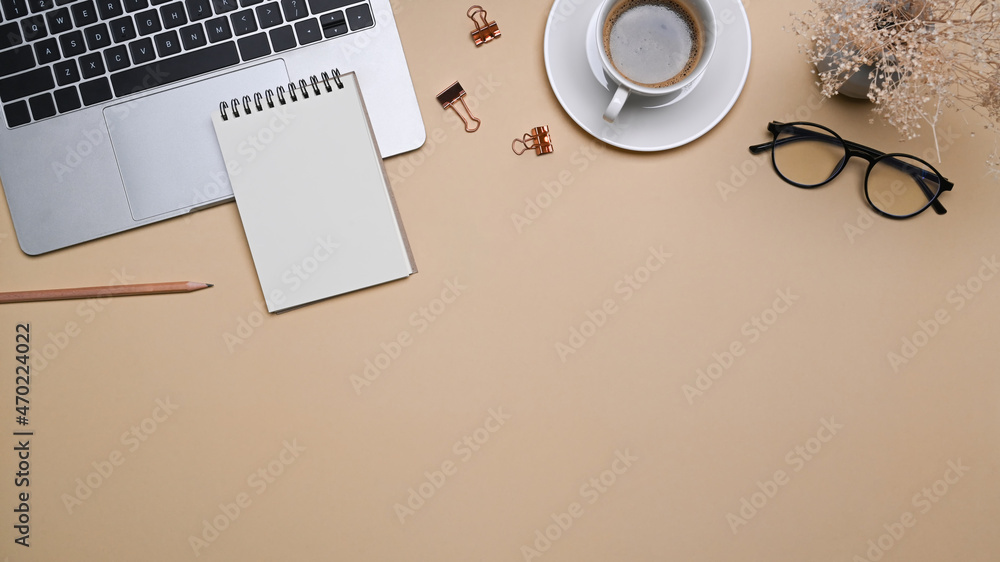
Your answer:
[748,121,954,219]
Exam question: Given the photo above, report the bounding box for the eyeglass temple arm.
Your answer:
[749,124,952,215]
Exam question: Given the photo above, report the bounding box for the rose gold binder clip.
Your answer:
[468,5,500,46]
[512,126,554,156]
[437,81,481,133]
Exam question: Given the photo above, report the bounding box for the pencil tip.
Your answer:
[205,283,214,288]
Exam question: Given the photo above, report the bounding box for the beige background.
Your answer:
[2,0,999,560]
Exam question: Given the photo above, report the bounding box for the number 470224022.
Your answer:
[15,324,30,425]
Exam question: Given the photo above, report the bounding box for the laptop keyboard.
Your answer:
[0,0,373,128]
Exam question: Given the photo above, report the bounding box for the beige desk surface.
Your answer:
[2,0,999,560]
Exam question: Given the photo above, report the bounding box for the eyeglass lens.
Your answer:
[866,155,942,217]
[772,124,942,217]
[773,124,846,187]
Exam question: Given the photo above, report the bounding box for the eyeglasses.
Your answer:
[749,121,954,219]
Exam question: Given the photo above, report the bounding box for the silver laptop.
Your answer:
[0,0,425,255]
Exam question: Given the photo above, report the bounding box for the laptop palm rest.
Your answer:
[104,60,289,221]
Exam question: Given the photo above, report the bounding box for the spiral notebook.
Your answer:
[211,70,416,313]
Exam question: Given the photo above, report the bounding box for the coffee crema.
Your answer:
[603,0,702,88]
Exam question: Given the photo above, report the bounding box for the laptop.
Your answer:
[0,0,425,255]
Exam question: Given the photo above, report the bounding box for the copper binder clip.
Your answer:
[512,126,553,156]
[468,5,500,46]
[437,81,481,133]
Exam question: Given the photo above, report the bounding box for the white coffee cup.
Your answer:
[596,0,717,123]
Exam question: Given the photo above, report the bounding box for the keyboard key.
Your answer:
[319,10,344,37]
[0,22,22,50]
[59,29,85,56]
[28,92,55,118]
[46,7,73,33]
[55,0,73,5]
[153,29,178,55]
[135,9,161,34]
[28,0,51,13]
[127,36,153,62]
[293,16,318,44]
[110,41,237,96]
[204,15,230,41]
[268,24,293,51]
[1,0,28,19]
[54,85,80,111]
[184,0,209,20]
[79,51,104,77]
[178,23,204,48]
[3,100,30,126]
[307,0,349,15]
[33,37,59,63]
[230,8,254,34]
[123,0,147,11]
[279,0,305,21]
[236,30,267,59]
[79,76,111,104]
[255,2,280,27]
[159,1,186,28]
[109,16,136,41]
[104,44,129,70]
[345,3,370,30]
[71,1,97,26]
[149,0,169,6]
[0,46,34,77]
[53,58,79,84]
[0,66,53,102]
[96,0,123,19]
[210,0,236,13]
[84,23,110,49]
[20,16,47,41]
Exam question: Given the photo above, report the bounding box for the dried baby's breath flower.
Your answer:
[792,0,1000,173]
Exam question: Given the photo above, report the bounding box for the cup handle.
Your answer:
[603,84,630,123]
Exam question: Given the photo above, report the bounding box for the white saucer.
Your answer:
[544,0,752,151]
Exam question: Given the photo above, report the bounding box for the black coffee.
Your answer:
[603,0,702,88]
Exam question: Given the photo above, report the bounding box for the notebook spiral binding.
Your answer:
[219,69,344,121]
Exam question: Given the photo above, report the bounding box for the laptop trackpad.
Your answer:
[105,60,289,221]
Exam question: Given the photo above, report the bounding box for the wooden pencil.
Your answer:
[0,281,213,304]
